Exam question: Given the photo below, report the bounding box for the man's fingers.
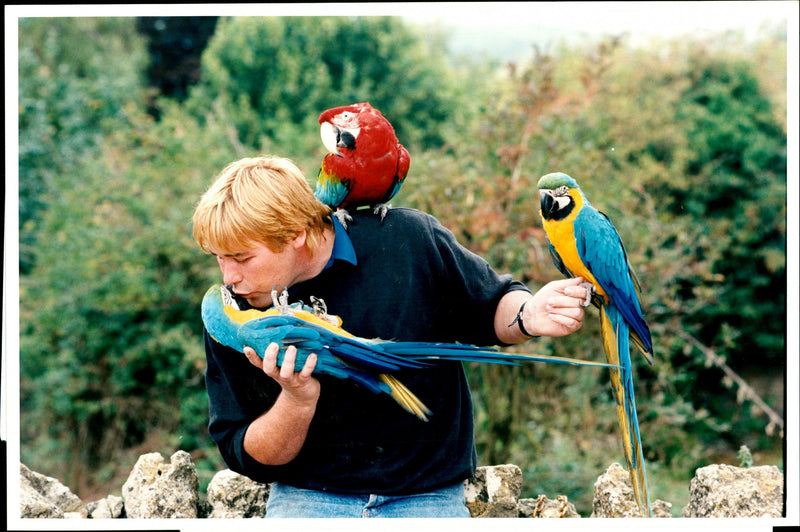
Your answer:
[243,346,263,368]
[260,343,280,375]
[279,346,298,380]
[300,353,317,378]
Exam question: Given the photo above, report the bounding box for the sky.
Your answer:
[400,1,794,59]
[402,1,790,34]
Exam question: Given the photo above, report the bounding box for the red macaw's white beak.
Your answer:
[320,121,358,157]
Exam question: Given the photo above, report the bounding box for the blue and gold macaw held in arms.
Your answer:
[201,283,617,423]
[538,172,654,517]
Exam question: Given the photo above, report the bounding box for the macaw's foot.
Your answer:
[579,282,596,307]
[270,285,291,314]
[373,203,392,222]
[333,208,353,229]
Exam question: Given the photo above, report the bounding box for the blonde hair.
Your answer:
[192,156,332,254]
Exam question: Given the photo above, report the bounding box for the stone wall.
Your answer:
[19,451,784,519]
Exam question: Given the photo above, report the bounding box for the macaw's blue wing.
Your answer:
[573,208,654,361]
[238,313,435,420]
[314,169,351,208]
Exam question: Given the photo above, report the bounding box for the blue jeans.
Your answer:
[264,482,471,518]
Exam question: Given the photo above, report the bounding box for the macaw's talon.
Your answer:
[373,203,391,222]
[333,208,353,230]
[271,285,291,314]
[579,281,595,308]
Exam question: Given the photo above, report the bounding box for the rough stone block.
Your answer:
[122,450,199,518]
[681,464,783,517]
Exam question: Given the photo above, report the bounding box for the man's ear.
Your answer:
[290,230,307,249]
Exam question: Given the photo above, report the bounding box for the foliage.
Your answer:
[405,33,786,512]
[17,17,786,514]
[18,97,239,488]
[17,17,148,274]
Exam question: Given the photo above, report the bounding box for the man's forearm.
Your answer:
[243,391,318,465]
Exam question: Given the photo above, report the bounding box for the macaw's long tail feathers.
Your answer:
[383,343,619,369]
[631,334,655,366]
[600,305,652,517]
[379,374,432,422]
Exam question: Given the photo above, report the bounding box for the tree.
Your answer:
[135,16,219,115]
[410,34,787,513]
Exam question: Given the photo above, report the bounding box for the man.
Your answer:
[192,156,589,518]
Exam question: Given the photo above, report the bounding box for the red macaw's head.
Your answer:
[319,102,410,208]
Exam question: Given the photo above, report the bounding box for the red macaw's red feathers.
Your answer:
[316,102,410,210]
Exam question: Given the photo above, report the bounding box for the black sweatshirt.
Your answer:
[203,207,529,495]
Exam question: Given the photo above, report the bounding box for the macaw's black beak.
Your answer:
[539,190,556,217]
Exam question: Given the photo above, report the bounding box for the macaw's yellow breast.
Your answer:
[223,304,277,326]
[541,193,608,300]
[222,303,354,338]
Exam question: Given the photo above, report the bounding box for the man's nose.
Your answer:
[219,258,242,286]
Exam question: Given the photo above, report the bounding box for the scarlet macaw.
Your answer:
[315,102,410,225]
[537,172,654,517]
[201,284,617,422]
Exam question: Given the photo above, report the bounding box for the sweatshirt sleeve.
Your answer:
[425,214,530,346]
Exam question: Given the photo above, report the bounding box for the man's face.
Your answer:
[210,241,301,309]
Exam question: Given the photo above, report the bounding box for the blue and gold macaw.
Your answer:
[537,172,654,517]
[202,284,617,422]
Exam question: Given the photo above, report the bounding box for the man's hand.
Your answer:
[496,277,590,343]
[527,277,589,337]
[244,343,320,405]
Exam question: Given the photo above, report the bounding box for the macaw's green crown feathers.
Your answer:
[537,172,580,191]
[538,172,586,222]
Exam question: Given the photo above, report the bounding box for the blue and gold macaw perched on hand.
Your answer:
[537,172,654,517]
[201,284,617,422]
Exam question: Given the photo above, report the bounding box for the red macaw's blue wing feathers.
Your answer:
[537,172,653,517]
[313,171,350,210]
[201,284,616,421]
